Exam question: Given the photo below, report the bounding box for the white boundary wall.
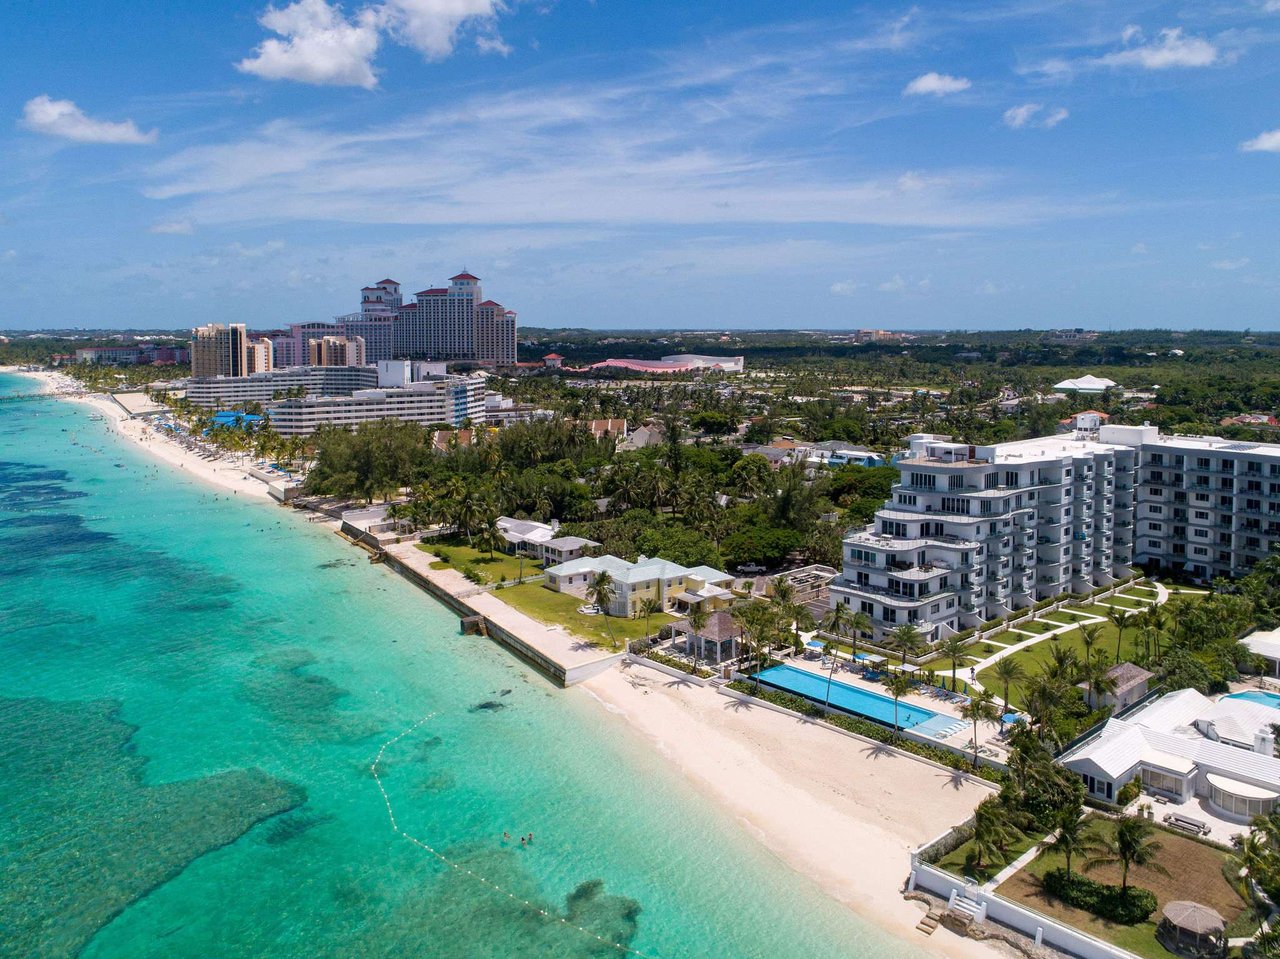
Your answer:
[908,857,1142,959]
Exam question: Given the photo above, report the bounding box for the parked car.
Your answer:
[737,563,766,574]
[576,604,603,616]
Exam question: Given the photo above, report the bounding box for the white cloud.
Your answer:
[150,219,196,235]
[903,72,971,97]
[1003,103,1041,128]
[1097,27,1219,70]
[1131,242,1147,254]
[1211,257,1249,270]
[237,0,507,86]
[381,0,505,61]
[237,0,381,88]
[830,280,861,295]
[1003,103,1067,130]
[1241,128,1280,153]
[20,95,157,145]
[879,274,907,292]
[975,279,1004,295]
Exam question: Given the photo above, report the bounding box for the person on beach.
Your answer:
[520,837,526,847]
[503,831,510,841]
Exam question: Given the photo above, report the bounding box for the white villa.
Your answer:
[543,555,734,618]
[1053,375,1120,393]
[1060,688,1280,823]
[495,516,599,565]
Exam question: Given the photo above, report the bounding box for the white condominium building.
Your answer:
[266,375,486,435]
[185,366,379,408]
[833,422,1280,646]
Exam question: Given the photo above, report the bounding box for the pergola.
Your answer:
[1156,901,1226,958]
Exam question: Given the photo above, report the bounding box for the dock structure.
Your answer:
[380,541,624,686]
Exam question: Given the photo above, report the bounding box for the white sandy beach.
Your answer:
[582,666,1013,959]
[6,367,274,502]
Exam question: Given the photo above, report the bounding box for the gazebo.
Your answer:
[1156,901,1226,958]
[671,610,741,665]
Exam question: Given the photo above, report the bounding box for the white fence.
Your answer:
[909,858,1142,959]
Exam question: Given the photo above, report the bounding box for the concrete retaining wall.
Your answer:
[623,654,710,686]
[909,860,1141,959]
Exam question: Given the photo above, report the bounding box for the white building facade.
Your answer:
[185,366,380,408]
[266,375,486,435]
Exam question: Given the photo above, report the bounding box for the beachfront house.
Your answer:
[1059,688,1280,825]
[495,516,600,566]
[543,555,733,618]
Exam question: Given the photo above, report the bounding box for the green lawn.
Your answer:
[495,582,673,649]
[978,595,1205,711]
[935,831,1044,883]
[417,539,541,584]
[998,817,1246,959]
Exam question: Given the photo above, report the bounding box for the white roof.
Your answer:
[1054,375,1118,391]
[543,554,729,586]
[1246,627,1280,661]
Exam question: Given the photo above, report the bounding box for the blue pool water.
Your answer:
[752,664,939,729]
[1225,690,1280,709]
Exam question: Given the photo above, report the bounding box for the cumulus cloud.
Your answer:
[20,95,157,144]
[150,219,195,235]
[1211,257,1249,270]
[903,72,970,97]
[381,0,505,61]
[1042,107,1069,128]
[237,0,507,86]
[237,0,381,88]
[1241,128,1280,153]
[830,280,861,296]
[879,273,907,291]
[1097,27,1219,70]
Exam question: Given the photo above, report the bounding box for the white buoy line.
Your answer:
[370,714,660,959]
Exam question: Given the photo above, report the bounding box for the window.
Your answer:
[1149,504,1164,515]
[948,474,964,491]
[1142,768,1182,797]
[1148,522,1163,532]
[984,472,998,490]
[1194,528,1208,539]
[909,472,936,490]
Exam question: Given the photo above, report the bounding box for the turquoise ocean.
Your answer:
[0,373,925,959]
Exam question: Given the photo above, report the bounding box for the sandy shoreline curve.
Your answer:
[4,367,273,502]
[7,365,1014,958]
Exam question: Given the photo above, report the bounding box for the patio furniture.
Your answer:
[1162,813,1210,837]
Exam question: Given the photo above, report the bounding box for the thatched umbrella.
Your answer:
[1156,901,1225,956]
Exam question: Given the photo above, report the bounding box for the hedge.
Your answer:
[644,650,714,679]
[1042,868,1157,925]
[725,681,1006,785]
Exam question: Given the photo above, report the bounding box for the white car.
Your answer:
[737,563,766,574]
[576,604,603,616]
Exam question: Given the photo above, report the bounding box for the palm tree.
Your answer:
[960,689,999,767]
[770,577,802,649]
[885,671,913,735]
[970,796,1024,871]
[1084,815,1170,894]
[1083,653,1118,712]
[586,571,618,648]
[1048,805,1089,879]
[685,602,709,671]
[640,596,665,643]
[991,657,1025,716]
[887,623,924,666]
[1044,644,1081,685]
[938,633,969,692]
[475,519,504,561]
[1080,623,1104,661]
[1107,607,1132,664]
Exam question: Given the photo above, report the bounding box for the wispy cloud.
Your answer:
[1097,27,1219,70]
[1241,128,1280,152]
[1211,257,1250,270]
[830,279,861,295]
[20,95,157,144]
[903,72,971,96]
[1003,102,1068,129]
[150,219,195,235]
[237,0,507,87]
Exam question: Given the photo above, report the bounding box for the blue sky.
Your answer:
[2,0,1278,331]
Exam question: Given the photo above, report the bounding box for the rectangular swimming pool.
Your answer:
[751,663,938,730]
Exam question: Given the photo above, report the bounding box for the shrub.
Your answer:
[462,564,487,585]
[643,650,714,679]
[1042,869,1157,925]
[436,548,451,563]
[1116,780,1141,807]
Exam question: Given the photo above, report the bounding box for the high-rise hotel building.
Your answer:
[191,323,248,378]
[832,420,1280,645]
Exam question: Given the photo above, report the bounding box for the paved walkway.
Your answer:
[950,581,1174,694]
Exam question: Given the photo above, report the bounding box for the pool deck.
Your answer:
[770,656,1012,762]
